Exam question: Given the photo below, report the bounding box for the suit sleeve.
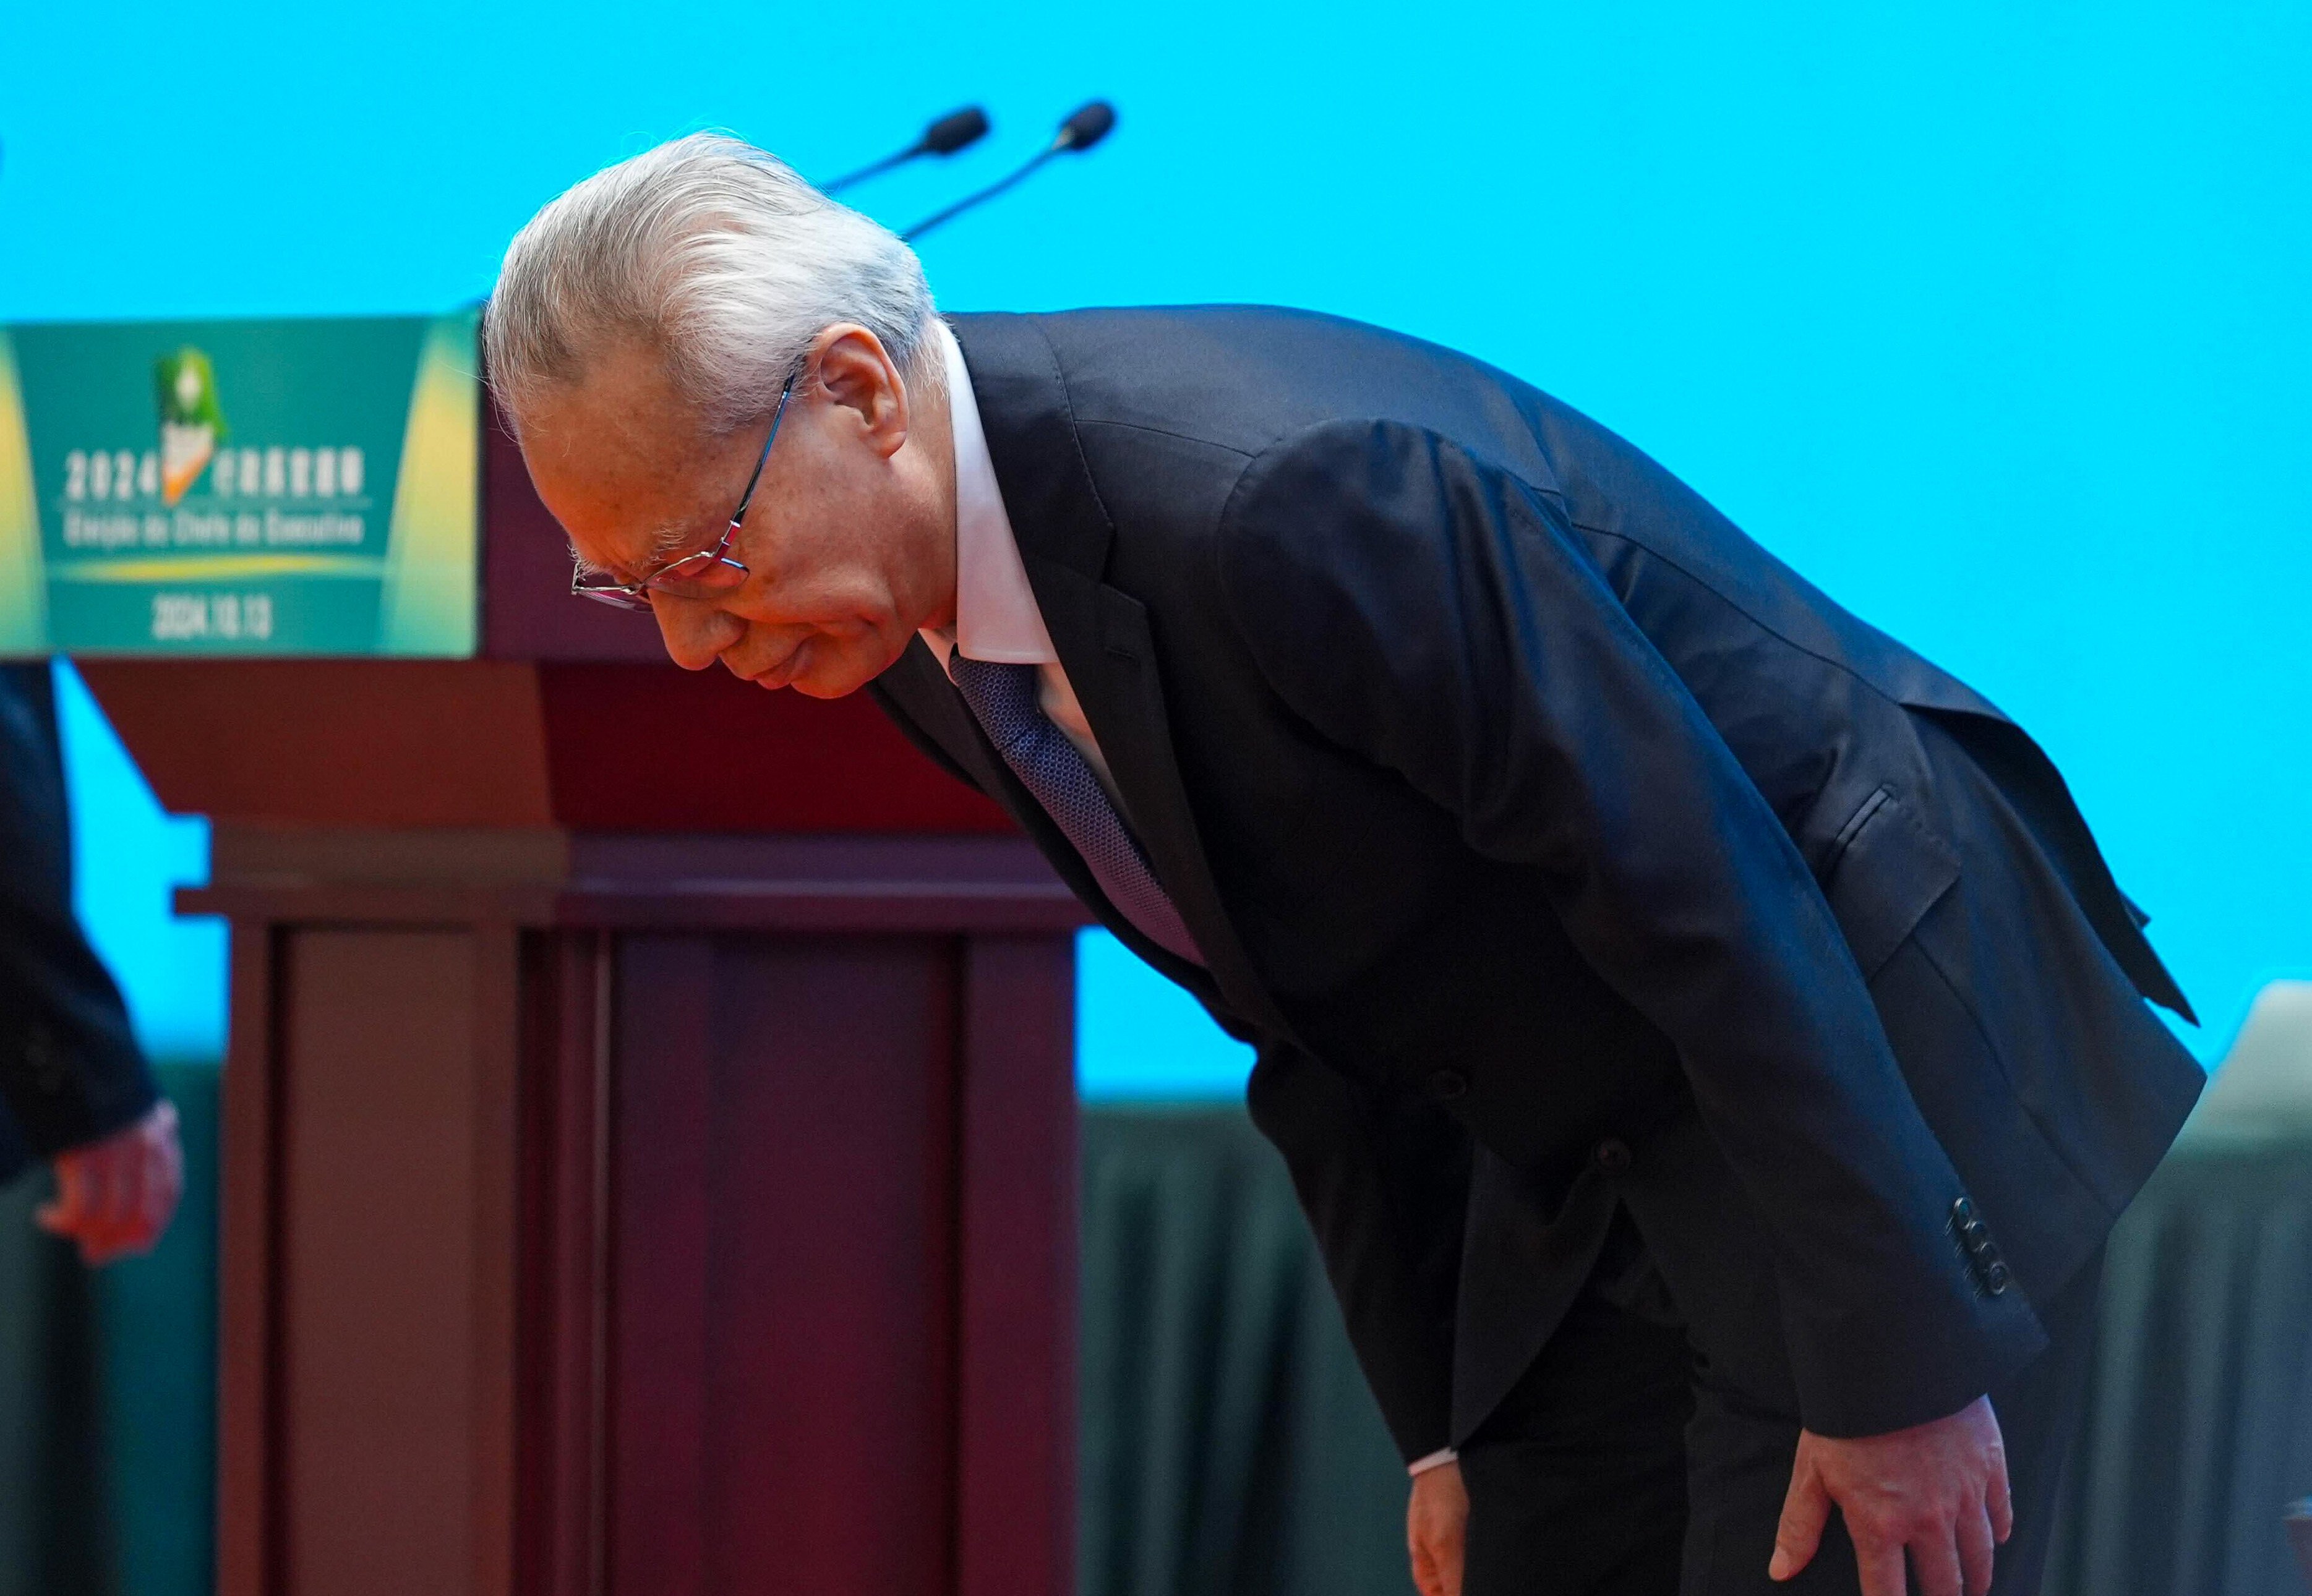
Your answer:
[1246,1041,1469,1465]
[1214,420,2045,1437]
[0,665,158,1177]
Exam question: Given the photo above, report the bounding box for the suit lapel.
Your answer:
[946,313,1298,1044]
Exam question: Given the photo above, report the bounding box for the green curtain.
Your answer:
[0,1146,108,1594]
[1079,1107,1415,1596]
[2044,1141,2312,1596]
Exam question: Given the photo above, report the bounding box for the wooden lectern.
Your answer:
[77,416,1083,1596]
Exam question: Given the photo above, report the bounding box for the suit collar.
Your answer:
[946,314,1113,581]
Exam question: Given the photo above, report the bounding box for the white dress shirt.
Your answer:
[917,319,1116,792]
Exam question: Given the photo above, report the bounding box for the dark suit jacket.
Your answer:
[870,307,2204,1457]
[0,664,157,1184]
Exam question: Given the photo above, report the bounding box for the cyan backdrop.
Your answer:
[5,0,2305,1089]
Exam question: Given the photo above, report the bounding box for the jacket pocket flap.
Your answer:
[1824,787,1962,981]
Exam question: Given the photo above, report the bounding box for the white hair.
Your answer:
[486,132,940,435]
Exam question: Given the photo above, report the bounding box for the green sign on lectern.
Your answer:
[0,310,479,656]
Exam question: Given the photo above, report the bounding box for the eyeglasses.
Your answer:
[570,378,797,612]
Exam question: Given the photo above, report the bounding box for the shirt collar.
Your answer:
[925,318,1057,666]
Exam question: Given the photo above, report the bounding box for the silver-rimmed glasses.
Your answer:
[570,378,797,611]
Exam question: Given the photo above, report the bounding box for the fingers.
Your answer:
[1985,1433,2013,1545]
[114,1106,181,1257]
[1407,1507,1454,1596]
[1837,1468,2003,1596]
[77,1146,124,1262]
[1958,1499,1997,1596]
[1438,1506,1465,1596]
[1768,1451,1830,1582]
[1910,1523,1966,1596]
[102,1130,158,1261]
[1851,1537,1909,1596]
[1909,1484,2004,1596]
[1839,1483,2004,1596]
[1407,1489,1436,1596]
[90,1145,143,1263]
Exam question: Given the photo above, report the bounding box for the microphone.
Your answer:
[901,100,1118,242]
[1055,101,1116,152]
[821,106,991,195]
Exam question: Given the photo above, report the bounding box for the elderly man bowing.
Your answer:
[487,135,2199,1596]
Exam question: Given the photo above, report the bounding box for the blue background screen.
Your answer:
[5,0,2304,1091]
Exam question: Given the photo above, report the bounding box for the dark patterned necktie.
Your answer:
[948,654,1204,966]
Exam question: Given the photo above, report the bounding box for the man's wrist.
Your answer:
[1407,1447,1459,1478]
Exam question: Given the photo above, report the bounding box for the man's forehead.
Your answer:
[523,400,729,575]
[523,356,716,472]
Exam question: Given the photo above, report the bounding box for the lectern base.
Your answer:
[191,830,1081,1596]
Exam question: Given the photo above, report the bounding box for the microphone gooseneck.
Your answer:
[901,100,1117,242]
[821,105,991,195]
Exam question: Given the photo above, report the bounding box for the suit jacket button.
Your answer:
[1428,1070,1469,1102]
[1951,1197,1977,1225]
[1982,1260,2011,1296]
[1594,1138,1632,1173]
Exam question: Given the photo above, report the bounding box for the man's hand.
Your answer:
[35,1100,183,1266]
[1408,1459,1468,1596]
[1771,1395,2011,1596]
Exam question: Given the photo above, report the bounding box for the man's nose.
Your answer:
[649,594,744,671]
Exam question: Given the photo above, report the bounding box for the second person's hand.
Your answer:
[1408,1459,1469,1596]
[35,1099,184,1266]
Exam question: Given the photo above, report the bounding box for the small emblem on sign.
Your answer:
[153,347,227,506]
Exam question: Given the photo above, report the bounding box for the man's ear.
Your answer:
[810,325,910,460]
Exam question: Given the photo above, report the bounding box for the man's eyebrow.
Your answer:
[646,518,706,561]
[567,518,710,581]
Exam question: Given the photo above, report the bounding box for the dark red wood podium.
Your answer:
[76,414,1084,1596]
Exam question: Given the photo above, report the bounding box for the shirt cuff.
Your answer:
[1406,1447,1459,1477]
